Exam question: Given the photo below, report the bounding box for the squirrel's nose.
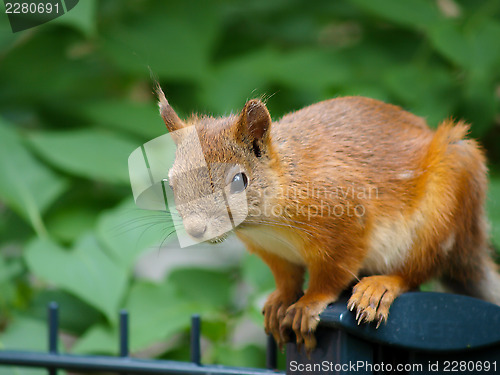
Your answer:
[184,216,207,239]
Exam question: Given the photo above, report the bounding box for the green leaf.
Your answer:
[202,47,352,113]
[71,324,117,355]
[212,344,265,368]
[460,75,497,137]
[0,316,46,351]
[0,316,47,375]
[0,118,67,236]
[427,22,472,68]
[26,129,138,185]
[52,0,97,37]
[240,255,274,327]
[24,235,128,322]
[384,65,456,127]
[0,2,21,55]
[349,0,441,29]
[0,26,110,105]
[168,268,234,309]
[29,290,102,335]
[73,280,212,354]
[467,20,500,74]
[162,344,191,362]
[201,320,228,342]
[428,19,500,72]
[100,1,220,80]
[268,49,352,90]
[241,254,274,295]
[97,198,169,269]
[47,205,97,243]
[0,257,23,284]
[125,281,203,352]
[0,207,33,243]
[0,257,23,312]
[83,99,165,141]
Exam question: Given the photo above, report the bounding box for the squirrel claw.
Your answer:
[263,290,299,349]
[349,275,405,328]
[376,314,386,329]
[278,341,285,353]
[355,308,362,321]
[357,310,367,325]
[279,325,291,345]
[296,340,303,353]
[303,332,317,356]
[280,296,332,352]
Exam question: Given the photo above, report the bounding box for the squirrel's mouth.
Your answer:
[208,233,228,244]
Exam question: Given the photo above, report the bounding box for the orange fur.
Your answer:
[160,94,500,353]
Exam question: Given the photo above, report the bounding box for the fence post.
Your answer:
[266,335,277,370]
[119,310,129,358]
[47,302,59,375]
[190,314,201,366]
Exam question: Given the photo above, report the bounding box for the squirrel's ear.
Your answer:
[237,99,271,141]
[156,85,185,133]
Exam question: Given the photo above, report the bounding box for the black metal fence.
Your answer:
[1,292,500,375]
[0,302,283,375]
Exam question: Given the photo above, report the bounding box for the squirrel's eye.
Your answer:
[230,172,248,194]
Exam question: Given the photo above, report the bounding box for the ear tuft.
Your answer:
[240,99,271,140]
[155,84,185,133]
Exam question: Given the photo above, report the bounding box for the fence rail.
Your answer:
[1,292,500,375]
[0,302,283,375]
[0,351,279,375]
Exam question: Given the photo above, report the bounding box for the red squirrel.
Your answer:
[157,86,500,352]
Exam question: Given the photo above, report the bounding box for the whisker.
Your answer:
[343,265,360,282]
[111,218,173,237]
[158,229,177,252]
[126,221,172,235]
[110,210,179,233]
[131,222,164,251]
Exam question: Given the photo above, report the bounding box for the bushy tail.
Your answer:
[443,252,500,306]
[474,255,500,306]
[430,120,499,305]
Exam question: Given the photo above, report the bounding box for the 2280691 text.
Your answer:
[5,2,60,14]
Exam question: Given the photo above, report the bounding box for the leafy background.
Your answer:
[0,0,499,372]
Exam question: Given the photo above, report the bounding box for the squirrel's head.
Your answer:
[157,87,279,244]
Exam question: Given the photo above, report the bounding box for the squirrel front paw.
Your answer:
[280,294,335,354]
[262,290,302,350]
[347,275,408,328]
